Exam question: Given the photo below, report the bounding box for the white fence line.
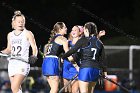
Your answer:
[105,45,140,80]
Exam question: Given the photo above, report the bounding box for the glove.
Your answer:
[28,55,38,64]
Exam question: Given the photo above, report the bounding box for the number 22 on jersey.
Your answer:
[12,46,22,56]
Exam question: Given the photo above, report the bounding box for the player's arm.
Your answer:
[98,30,106,39]
[99,45,107,76]
[26,31,38,56]
[59,36,69,53]
[43,44,50,55]
[1,32,11,54]
[58,36,75,61]
[72,51,81,63]
[61,37,85,59]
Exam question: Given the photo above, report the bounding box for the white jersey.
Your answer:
[10,29,30,62]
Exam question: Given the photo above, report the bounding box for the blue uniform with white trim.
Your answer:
[62,36,106,82]
[63,41,78,79]
[42,34,63,76]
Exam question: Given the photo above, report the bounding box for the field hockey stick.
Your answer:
[39,46,45,58]
[0,52,10,57]
[0,52,28,63]
[100,75,130,93]
[59,74,78,93]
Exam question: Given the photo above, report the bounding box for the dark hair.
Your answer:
[44,22,65,53]
[84,22,98,36]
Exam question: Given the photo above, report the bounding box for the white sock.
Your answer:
[17,89,22,93]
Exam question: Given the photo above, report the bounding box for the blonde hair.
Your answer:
[68,25,84,40]
[11,10,25,29]
[44,22,65,53]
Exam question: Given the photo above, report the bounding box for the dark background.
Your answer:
[0,0,140,67]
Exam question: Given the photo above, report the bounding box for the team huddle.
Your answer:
[0,10,107,93]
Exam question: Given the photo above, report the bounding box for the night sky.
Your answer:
[0,0,140,66]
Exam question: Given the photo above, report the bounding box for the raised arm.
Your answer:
[98,30,106,39]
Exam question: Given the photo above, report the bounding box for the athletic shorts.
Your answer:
[8,59,30,77]
[63,60,78,80]
[42,56,59,76]
[78,67,100,82]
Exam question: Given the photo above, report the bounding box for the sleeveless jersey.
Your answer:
[68,40,81,66]
[46,34,64,56]
[68,41,74,48]
[10,29,30,61]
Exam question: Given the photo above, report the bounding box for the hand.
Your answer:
[60,58,64,63]
[102,72,107,78]
[104,72,107,76]
[73,64,79,72]
[98,30,106,38]
[68,56,75,63]
[28,55,38,64]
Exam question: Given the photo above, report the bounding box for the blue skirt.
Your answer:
[63,60,78,80]
[42,56,59,76]
[78,67,100,82]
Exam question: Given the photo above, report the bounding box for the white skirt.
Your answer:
[8,59,30,77]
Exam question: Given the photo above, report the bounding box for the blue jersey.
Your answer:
[62,40,78,79]
[42,34,64,76]
[62,36,106,71]
[79,36,103,68]
[68,40,81,66]
[46,34,64,56]
[68,41,74,48]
